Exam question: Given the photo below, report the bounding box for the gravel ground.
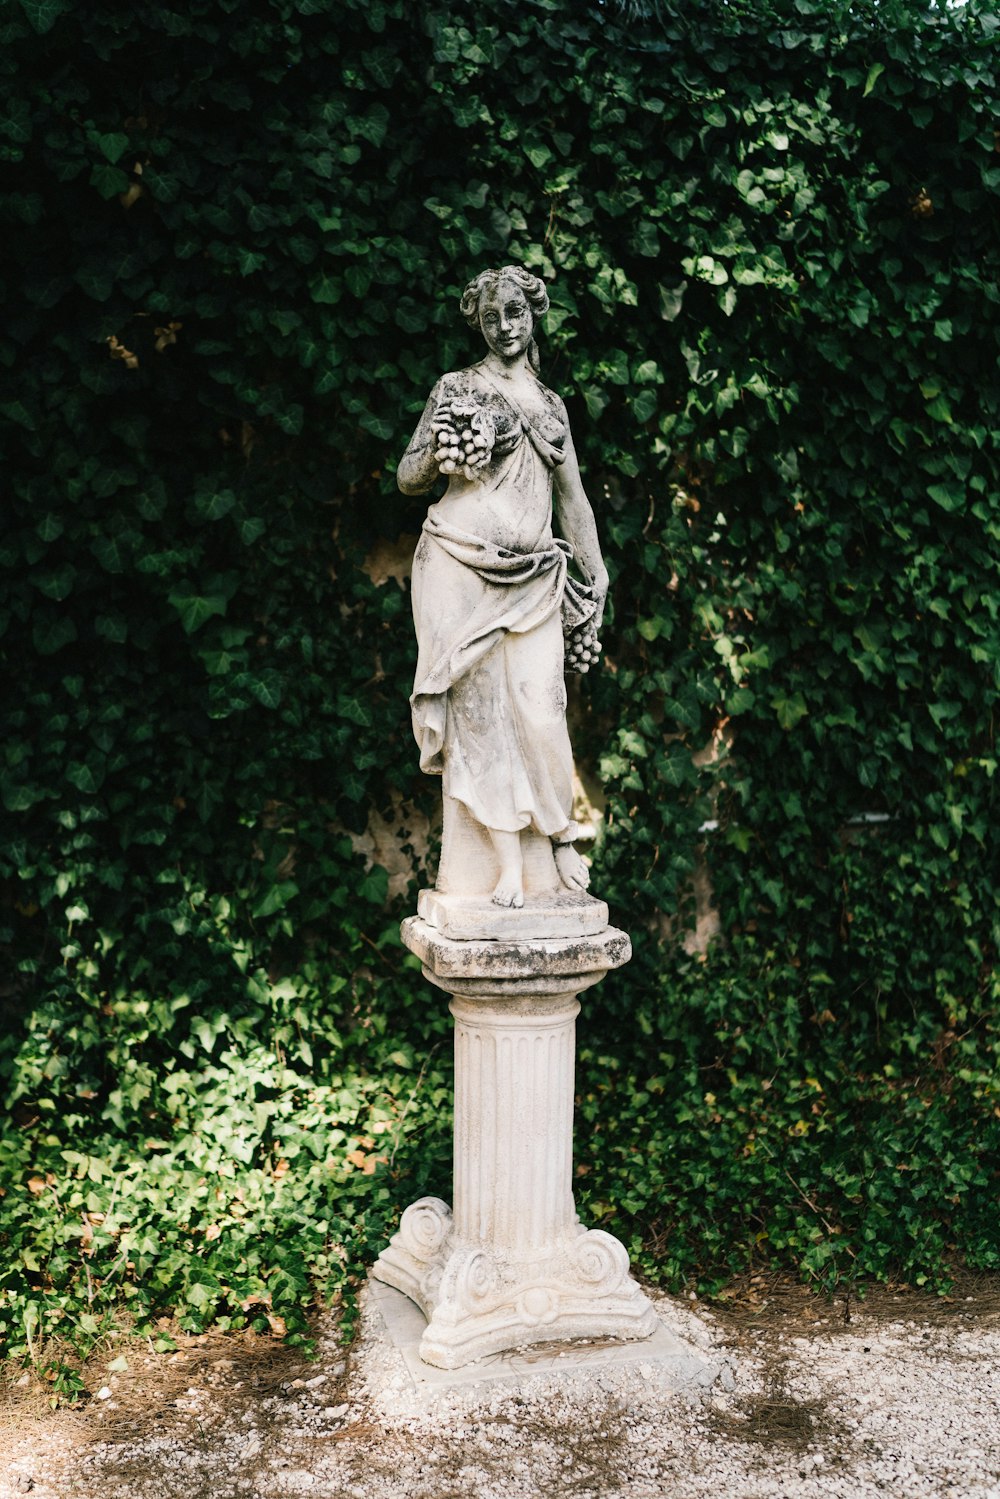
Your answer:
[2,1279,999,1498]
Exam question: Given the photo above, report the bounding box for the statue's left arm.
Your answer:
[552,429,610,629]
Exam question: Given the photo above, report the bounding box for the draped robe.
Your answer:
[409,370,592,837]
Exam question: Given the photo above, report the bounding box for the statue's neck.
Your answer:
[480,352,533,382]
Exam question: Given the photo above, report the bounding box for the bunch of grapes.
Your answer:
[433,401,495,481]
[565,619,602,675]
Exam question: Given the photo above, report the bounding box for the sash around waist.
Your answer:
[422,513,570,584]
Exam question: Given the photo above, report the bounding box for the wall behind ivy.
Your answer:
[1,0,999,1355]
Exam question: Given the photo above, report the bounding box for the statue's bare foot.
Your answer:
[554,842,590,892]
[488,828,524,908]
[491,877,524,908]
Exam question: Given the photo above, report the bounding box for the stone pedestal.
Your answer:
[372,915,657,1370]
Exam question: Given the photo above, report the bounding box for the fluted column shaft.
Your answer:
[451,992,579,1257]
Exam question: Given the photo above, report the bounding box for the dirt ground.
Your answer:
[2,1272,999,1499]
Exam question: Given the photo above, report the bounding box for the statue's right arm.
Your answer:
[397,379,447,496]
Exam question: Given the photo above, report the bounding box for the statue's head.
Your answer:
[460,266,549,369]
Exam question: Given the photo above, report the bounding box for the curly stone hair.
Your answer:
[458,265,550,328]
[459,265,549,371]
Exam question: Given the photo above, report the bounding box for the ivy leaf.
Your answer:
[631,389,657,424]
[168,584,235,635]
[75,263,114,300]
[863,62,886,98]
[583,386,609,420]
[66,759,106,795]
[32,614,77,654]
[344,264,371,299]
[1,776,45,811]
[195,489,236,522]
[236,249,266,276]
[35,513,64,542]
[191,1017,220,1054]
[90,533,129,574]
[238,516,266,545]
[89,163,130,200]
[363,48,398,89]
[358,866,388,904]
[310,273,341,305]
[772,692,809,730]
[689,255,728,286]
[353,105,389,147]
[659,747,696,789]
[252,881,298,919]
[247,672,283,710]
[658,282,686,321]
[726,687,756,715]
[31,563,76,600]
[18,0,68,33]
[925,394,953,424]
[927,481,964,512]
[0,399,37,430]
[95,132,129,164]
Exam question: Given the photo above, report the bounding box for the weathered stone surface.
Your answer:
[367,1278,721,1393]
[373,269,651,1371]
[417,886,609,941]
[397,265,609,911]
[373,970,656,1369]
[375,1199,658,1370]
[400,915,630,983]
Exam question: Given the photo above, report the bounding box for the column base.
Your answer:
[373,1196,658,1370]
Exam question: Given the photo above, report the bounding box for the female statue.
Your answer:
[397,266,609,912]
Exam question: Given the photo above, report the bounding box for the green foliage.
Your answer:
[578,942,1000,1295]
[1,0,999,1361]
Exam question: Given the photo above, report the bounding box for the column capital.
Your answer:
[400,914,631,1001]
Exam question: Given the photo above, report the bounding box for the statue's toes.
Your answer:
[491,883,524,908]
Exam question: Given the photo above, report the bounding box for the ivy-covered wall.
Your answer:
[2,0,998,1368]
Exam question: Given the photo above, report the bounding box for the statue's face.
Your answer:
[479,280,533,360]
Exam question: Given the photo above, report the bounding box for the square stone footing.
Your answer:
[367,1279,725,1395]
[417,887,610,941]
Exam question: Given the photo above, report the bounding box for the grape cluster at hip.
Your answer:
[564,618,602,675]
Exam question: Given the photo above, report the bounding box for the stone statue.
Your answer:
[397,266,610,917]
[375,268,661,1368]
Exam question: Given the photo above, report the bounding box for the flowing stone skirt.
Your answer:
[410,531,574,838]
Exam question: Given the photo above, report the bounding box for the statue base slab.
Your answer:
[417,886,609,941]
[367,1277,726,1395]
[374,1197,657,1370]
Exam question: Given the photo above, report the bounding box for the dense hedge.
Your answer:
[2,0,999,1376]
